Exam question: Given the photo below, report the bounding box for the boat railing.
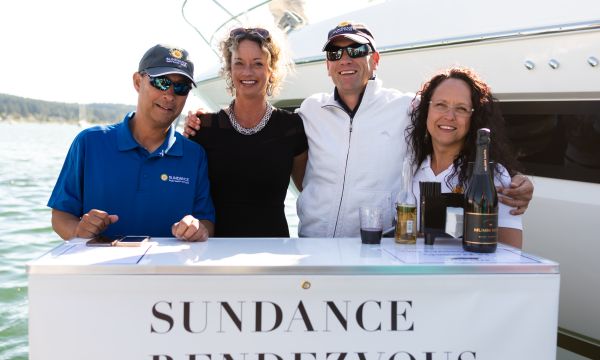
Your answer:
[293,19,600,65]
[181,0,304,59]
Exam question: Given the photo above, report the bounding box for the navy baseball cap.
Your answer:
[322,21,377,52]
[138,44,195,83]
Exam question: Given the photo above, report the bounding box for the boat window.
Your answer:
[275,100,600,184]
[501,101,600,184]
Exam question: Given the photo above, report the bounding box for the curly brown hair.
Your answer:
[406,66,522,187]
[219,27,291,97]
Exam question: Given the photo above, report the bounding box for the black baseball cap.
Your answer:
[138,44,195,84]
[322,21,377,52]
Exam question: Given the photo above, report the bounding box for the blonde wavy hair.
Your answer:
[219,26,293,97]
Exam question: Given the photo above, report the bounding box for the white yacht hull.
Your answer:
[192,0,600,356]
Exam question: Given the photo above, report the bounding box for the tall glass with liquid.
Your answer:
[395,158,417,244]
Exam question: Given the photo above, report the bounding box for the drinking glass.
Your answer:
[359,206,383,244]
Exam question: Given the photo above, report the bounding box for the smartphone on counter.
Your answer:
[115,235,150,247]
[86,235,121,247]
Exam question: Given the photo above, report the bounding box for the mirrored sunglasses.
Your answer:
[230,27,271,40]
[326,44,371,61]
[144,73,193,96]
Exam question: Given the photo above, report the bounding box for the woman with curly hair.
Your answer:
[186,27,308,237]
[407,67,523,248]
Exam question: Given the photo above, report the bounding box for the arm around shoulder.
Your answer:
[498,173,534,215]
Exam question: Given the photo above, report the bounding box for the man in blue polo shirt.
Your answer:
[48,44,215,242]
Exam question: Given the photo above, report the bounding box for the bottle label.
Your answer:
[395,204,417,243]
[464,212,498,245]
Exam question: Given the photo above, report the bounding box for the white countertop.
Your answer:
[27,237,558,275]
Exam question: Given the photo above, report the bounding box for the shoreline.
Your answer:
[0,117,105,125]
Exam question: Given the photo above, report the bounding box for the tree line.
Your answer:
[0,93,135,123]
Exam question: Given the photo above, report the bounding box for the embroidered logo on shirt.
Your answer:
[160,173,190,185]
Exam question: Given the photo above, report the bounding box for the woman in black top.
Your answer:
[187,27,308,237]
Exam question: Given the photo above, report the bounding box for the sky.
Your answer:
[0,0,229,107]
[0,0,373,109]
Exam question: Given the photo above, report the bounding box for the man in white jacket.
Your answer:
[296,21,532,237]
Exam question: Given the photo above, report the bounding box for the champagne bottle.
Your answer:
[395,158,417,244]
[463,128,498,253]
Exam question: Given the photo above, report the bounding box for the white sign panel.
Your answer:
[29,273,559,360]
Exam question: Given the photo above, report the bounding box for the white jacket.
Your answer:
[297,78,414,237]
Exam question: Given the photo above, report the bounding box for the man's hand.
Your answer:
[52,208,119,240]
[172,215,210,242]
[75,209,119,238]
[182,109,205,138]
[497,174,534,215]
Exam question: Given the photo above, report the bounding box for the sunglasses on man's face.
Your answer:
[230,27,271,40]
[144,74,193,96]
[326,43,371,61]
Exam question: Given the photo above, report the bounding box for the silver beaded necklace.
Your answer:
[225,100,273,135]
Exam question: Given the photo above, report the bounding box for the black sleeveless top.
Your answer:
[190,108,308,237]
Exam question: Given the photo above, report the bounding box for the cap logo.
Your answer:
[165,49,189,69]
[323,22,375,52]
[331,25,355,36]
[169,48,184,59]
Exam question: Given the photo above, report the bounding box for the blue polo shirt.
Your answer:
[48,112,215,237]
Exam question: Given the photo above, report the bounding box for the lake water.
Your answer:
[0,122,299,359]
